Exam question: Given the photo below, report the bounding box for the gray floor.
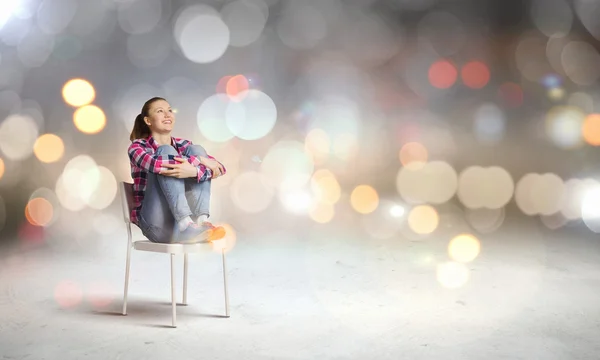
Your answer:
[1,212,600,360]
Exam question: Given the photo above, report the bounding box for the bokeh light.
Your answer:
[210,223,237,253]
[448,234,481,263]
[458,166,514,209]
[226,74,250,101]
[545,106,585,149]
[174,5,230,64]
[561,41,600,86]
[397,161,458,205]
[56,155,100,211]
[530,0,572,38]
[86,281,115,310]
[62,78,95,107]
[54,280,83,309]
[279,188,314,215]
[225,89,277,140]
[0,114,39,160]
[436,262,469,289]
[350,185,379,214]
[25,197,54,227]
[515,173,564,216]
[473,103,505,145]
[197,94,235,143]
[407,205,439,235]
[581,185,600,233]
[34,133,65,163]
[276,2,327,50]
[261,141,314,191]
[304,128,330,165]
[461,61,490,89]
[84,166,117,210]
[311,169,341,205]
[309,201,335,224]
[221,0,267,48]
[230,171,274,213]
[429,60,457,89]
[0,158,4,180]
[399,142,428,169]
[73,105,106,134]
[582,114,600,146]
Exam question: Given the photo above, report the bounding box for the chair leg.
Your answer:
[183,253,188,305]
[122,243,132,315]
[222,249,230,317]
[171,253,176,327]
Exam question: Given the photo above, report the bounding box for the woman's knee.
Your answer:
[156,144,178,155]
[188,145,207,157]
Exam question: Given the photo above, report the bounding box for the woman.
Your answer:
[128,97,226,244]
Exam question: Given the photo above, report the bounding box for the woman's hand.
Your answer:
[160,158,198,178]
[200,157,225,179]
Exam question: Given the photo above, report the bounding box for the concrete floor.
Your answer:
[1,213,599,360]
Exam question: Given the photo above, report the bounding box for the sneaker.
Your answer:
[175,223,213,244]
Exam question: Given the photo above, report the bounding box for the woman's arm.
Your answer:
[128,141,177,174]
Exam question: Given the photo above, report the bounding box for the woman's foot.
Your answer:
[198,220,226,241]
[175,222,214,244]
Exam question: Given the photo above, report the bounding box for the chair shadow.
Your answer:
[88,300,228,322]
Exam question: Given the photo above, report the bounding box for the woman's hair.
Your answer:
[129,97,167,141]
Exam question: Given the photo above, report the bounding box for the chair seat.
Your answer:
[133,240,210,254]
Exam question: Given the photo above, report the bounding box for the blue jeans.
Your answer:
[138,145,211,243]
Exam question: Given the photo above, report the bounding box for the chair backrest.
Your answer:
[120,182,135,223]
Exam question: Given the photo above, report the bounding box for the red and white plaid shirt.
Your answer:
[127,136,225,224]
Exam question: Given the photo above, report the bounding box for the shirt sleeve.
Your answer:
[181,140,226,179]
[206,155,227,175]
[128,141,177,174]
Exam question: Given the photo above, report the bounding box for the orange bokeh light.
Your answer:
[429,60,457,89]
[216,75,233,94]
[461,61,490,89]
[226,75,249,101]
[211,223,237,254]
[582,114,600,146]
[399,142,428,168]
[0,158,4,180]
[25,197,54,226]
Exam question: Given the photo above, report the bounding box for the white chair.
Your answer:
[119,182,230,327]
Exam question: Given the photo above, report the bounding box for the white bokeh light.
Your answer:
[230,171,274,213]
[85,166,118,210]
[221,0,267,47]
[56,155,100,211]
[582,185,600,233]
[118,0,163,35]
[37,0,78,35]
[197,94,235,143]
[174,6,230,64]
[0,114,39,160]
[225,89,277,141]
[261,141,315,191]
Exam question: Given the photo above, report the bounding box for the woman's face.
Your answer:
[144,99,175,134]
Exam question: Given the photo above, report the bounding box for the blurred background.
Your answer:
[0,0,600,287]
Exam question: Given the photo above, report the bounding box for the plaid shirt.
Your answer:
[127,136,225,224]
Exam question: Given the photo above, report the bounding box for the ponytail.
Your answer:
[129,114,151,141]
[129,96,167,141]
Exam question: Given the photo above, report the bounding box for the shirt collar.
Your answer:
[147,135,175,151]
